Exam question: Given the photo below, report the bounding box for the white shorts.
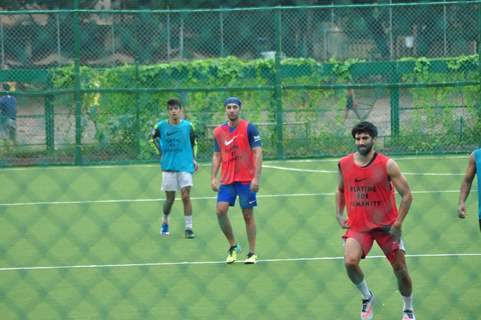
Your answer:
[161,171,193,192]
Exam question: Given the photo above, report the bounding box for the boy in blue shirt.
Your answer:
[151,99,198,238]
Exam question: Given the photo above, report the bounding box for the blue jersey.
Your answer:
[154,119,195,174]
[474,148,481,219]
[0,94,16,119]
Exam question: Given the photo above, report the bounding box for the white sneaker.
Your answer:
[402,309,416,320]
[360,291,375,320]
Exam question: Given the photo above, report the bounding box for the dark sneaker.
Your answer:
[185,229,195,239]
[160,223,169,236]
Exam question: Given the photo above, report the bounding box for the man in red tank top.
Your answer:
[336,122,416,320]
[211,97,262,265]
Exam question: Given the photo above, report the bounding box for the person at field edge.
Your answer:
[457,148,481,231]
[344,88,362,121]
[0,83,17,142]
[211,97,262,264]
[336,121,416,320]
[150,98,198,239]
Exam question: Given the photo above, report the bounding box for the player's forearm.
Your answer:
[211,154,220,179]
[190,128,197,159]
[335,189,345,217]
[395,192,412,225]
[459,181,472,204]
[253,148,263,180]
[152,140,161,155]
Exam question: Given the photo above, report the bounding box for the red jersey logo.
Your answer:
[214,119,255,184]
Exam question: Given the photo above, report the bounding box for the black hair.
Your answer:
[167,98,182,108]
[351,121,378,139]
[3,83,10,91]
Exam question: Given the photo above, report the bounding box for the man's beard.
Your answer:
[357,143,373,156]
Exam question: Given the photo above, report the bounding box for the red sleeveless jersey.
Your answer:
[339,153,398,232]
[214,119,255,184]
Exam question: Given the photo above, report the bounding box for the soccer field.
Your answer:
[1,156,480,319]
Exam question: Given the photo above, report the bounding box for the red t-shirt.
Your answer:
[214,119,255,184]
[339,152,398,232]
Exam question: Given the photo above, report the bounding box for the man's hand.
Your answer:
[250,177,260,192]
[193,160,199,173]
[336,214,349,229]
[388,223,402,242]
[211,177,218,192]
[458,203,467,219]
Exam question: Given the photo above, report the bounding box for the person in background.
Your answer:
[0,83,17,143]
[150,98,198,239]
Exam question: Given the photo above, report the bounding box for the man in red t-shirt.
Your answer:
[211,97,262,265]
[336,121,416,320]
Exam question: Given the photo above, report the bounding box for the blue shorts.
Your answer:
[217,182,257,208]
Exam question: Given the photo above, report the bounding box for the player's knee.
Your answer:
[344,257,360,269]
[180,192,190,203]
[216,207,228,216]
[164,198,175,207]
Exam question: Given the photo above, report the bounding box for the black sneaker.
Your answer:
[184,229,195,239]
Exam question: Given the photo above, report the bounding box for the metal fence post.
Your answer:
[135,63,141,159]
[45,92,55,153]
[274,7,284,159]
[478,3,481,147]
[73,0,82,164]
[390,62,400,139]
[220,7,225,57]
[56,12,61,62]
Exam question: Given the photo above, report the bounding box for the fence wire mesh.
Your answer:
[1,2,481,320]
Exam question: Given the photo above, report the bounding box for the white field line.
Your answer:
[0,154,467,172]
[0,253,480,272]
[0,189,466,207]
[263,165,337,173]
[263,164,463,176]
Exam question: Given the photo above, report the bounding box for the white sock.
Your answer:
[355,280,372,300]
[402,294,413,311]
[185,215,193,230]
[162,214,169,225]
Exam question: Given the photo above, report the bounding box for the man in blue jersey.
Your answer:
[458,148,481,232]
[0,83,16,143]
[151,98,198,239]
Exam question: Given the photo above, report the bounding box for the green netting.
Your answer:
[1,2,481,320]
[0,2,479,165]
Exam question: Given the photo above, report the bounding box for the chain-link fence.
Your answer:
[1,2,481,320]
[0,1,479,165]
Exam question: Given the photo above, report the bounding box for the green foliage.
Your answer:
[49,55,481,162]
[400,54,480,153]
